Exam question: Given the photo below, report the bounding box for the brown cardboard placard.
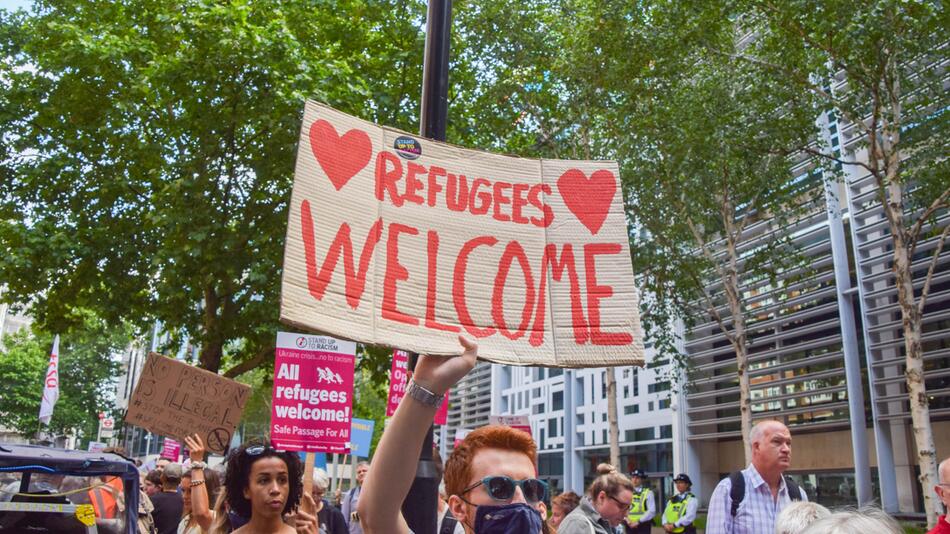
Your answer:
[125,353,251,454]
[281,101,644,368]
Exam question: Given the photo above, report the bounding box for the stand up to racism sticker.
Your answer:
[281,101,644,368]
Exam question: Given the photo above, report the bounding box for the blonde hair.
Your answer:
[587,463,634,499]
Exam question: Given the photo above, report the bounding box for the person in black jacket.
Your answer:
[150,462,184,534]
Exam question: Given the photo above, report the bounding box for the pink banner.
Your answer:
[434,393,449,425]
[386,349,450,423]
[160,438,181,461]
[386,350,409,417]
[270,332,357,453]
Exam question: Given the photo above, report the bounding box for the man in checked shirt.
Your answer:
[706,420,807,534]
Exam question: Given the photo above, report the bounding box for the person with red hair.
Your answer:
[357,336,547,534]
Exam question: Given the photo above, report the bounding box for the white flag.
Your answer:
[38,335,60,425]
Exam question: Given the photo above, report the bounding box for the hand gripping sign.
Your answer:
[280,101,645,368]
[271,332,357,453]
[386,349,449,423]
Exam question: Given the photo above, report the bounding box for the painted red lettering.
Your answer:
[491,241,535,340]
[446,174,469,212]
[382,223,419,325]
[375,151,404,206]
[470,178,492,215]
[404,162,427,205]
[427,166,446,208]
[492,182,512,222]
[425,230,461,333]
[300,200,382,308]
[511,183,530,224]
[453,235,499,338]
[530,243,588,347]
[584,243,633,345]
[528,183,554,228]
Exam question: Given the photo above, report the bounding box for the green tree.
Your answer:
[0,0,431,375]
[0,310,126,443]
[674,0,948,522]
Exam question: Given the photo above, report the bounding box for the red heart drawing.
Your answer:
[309,119,372,191]
[556,168,617,235]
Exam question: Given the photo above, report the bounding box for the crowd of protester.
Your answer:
[19,336,941,534]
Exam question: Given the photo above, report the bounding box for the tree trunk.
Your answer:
[606,367,621,468]
[892,234,940,526]
[724,225,753,465]
[199,284,224,373]
[735,322,752,465]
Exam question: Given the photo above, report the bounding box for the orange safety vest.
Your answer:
[88,476,124,519]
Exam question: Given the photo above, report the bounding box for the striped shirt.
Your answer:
[705,464,807,534]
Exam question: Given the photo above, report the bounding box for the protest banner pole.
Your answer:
[402,2,452,534]
[329,453,337,495]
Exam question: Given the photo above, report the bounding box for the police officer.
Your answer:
[662,474,697,534]
[623,469,655,534]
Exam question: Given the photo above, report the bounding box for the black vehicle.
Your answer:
[0,443,140,534]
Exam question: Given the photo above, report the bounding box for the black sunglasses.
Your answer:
[244,445,275,456]
[461,476,549,503]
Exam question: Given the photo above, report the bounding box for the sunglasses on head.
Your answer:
[461,476,549,503]
[244,445,275,457]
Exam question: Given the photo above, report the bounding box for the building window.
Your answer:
[626,427,655,442]
[648,401,654,411]
[633,368,639,396]
[624,404,640,415]
[548,418,557,438]
[550,368,563,377]
[553,391,564,411]
[648,381,671,394]
[659,425,672,439]
[658,398,670,409]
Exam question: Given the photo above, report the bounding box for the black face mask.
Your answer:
[471,502,543,534]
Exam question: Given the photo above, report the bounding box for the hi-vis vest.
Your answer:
[663,492,694,533]
[626,487,652,523]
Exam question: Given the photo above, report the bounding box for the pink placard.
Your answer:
[434,393,449,425]
[386,349,450,423]
[270,332,357,453]
[386,350,409,417]
[160,438,181,461]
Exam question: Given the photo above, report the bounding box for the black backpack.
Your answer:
[440,514,459,534]
[728,471,803,517]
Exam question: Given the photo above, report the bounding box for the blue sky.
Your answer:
[0,0,31,11]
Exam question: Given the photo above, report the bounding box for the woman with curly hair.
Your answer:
[224,441,318,534]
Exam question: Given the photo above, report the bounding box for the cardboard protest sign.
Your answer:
[281,101,644,368]
[125,353,250,455]
[271,332,356,453]
[386,349,449,421]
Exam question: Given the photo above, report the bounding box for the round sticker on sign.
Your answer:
[393,136,422,160]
